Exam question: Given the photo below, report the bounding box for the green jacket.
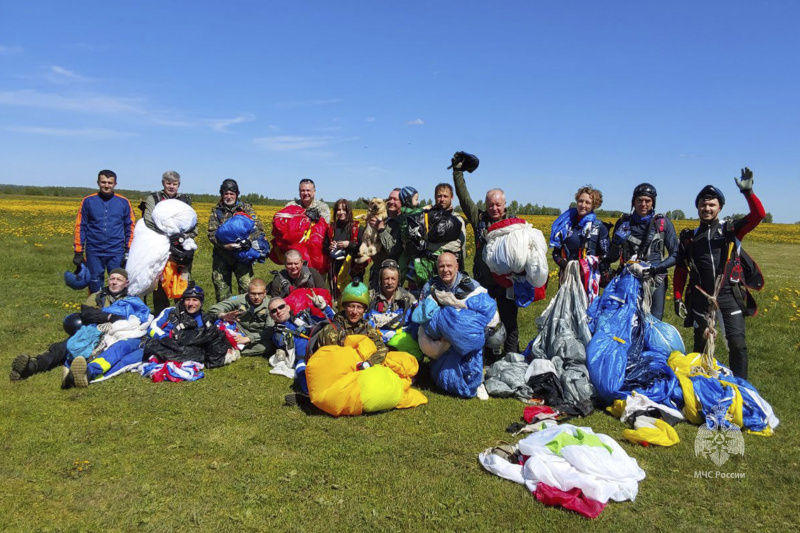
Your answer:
[208,294,273,344]
[84,288,128,309]
[207,200,265,257]
[453,169,511,288]
[317,314,388,366]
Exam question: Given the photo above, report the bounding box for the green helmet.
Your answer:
[340,281,370,307]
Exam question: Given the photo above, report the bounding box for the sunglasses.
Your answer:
[269,304,288,315]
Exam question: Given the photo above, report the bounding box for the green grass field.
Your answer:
[1,198,798,532]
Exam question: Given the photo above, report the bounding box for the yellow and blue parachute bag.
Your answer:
[305,335,427,416]
[668,351,779,435]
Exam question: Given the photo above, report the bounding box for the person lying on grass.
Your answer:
[62,284,240,388]
[10,269,132,384]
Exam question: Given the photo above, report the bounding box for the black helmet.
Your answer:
[220,179,240,195]
[631,182,657,209]
[695,185,726,208]
[63,312,83,336]
[181,283,205,302]
[448,151,480,173]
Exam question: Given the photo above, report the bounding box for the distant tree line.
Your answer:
[0,184,291,206]
[726,212,774,224]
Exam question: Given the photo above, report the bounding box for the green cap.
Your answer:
[340,281,370,307]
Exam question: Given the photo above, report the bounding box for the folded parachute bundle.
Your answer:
[586,269,778,439]
[482,217,549,307]
[127,199,198,296]
[66,297,153,361]
[269,205,329,272]
[412,290,498,398]
[668,351,779,435]
[304,335,427,416]
[518,261,595,414]
[479,424,646,519]
[585,270,685,406]
[215,212,270,265]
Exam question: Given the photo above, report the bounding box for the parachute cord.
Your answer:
[640,277,655,316]
[694,274,725,378]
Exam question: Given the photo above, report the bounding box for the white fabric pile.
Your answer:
[483,221,549,289]
[127,200,197,296]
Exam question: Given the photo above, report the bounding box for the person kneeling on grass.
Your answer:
[284,281,387,406]
[62,284,240,388]
[10,269,132,383]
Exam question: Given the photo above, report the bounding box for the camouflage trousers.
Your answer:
[211,250,253,303]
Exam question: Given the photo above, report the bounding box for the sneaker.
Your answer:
[476,383,489,401]
[62,357,89,389]
[9,354,37,381]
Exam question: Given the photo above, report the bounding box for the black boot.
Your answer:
[9,354,38,381]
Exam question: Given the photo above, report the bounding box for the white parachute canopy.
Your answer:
[483,220,549,289]
[127,199,197,297]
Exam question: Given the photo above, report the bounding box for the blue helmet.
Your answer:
[695,185,726,208]
[181,284,205,302]
[64,263,91,290]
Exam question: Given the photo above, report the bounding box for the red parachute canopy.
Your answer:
[284,288,333,318]
[269,205,329,272]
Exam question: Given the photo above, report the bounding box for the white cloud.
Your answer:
[0,89,250,132]
[366,117,376,122]
[207,113,256,132]
[8,126,136,138]
[252,135,358,152]
[405,118,425,126]
[48,65,90,81]
[272,98,342,110]
[0,89,145,114]
[0,45,23,56]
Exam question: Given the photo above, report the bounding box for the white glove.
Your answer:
[627,262,646,279]
[308,293,327,310]
[734,167,754,193]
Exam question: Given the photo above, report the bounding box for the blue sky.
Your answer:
[1,1,798,222]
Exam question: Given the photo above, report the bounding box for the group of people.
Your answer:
[10,157,766,400]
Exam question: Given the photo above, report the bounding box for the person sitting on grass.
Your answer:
[367,259,417,336]
[209,278,273,356]
[268,295,335,394]
[10,268,132,383]
[284,281,387,407]
[267,249,326,298]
